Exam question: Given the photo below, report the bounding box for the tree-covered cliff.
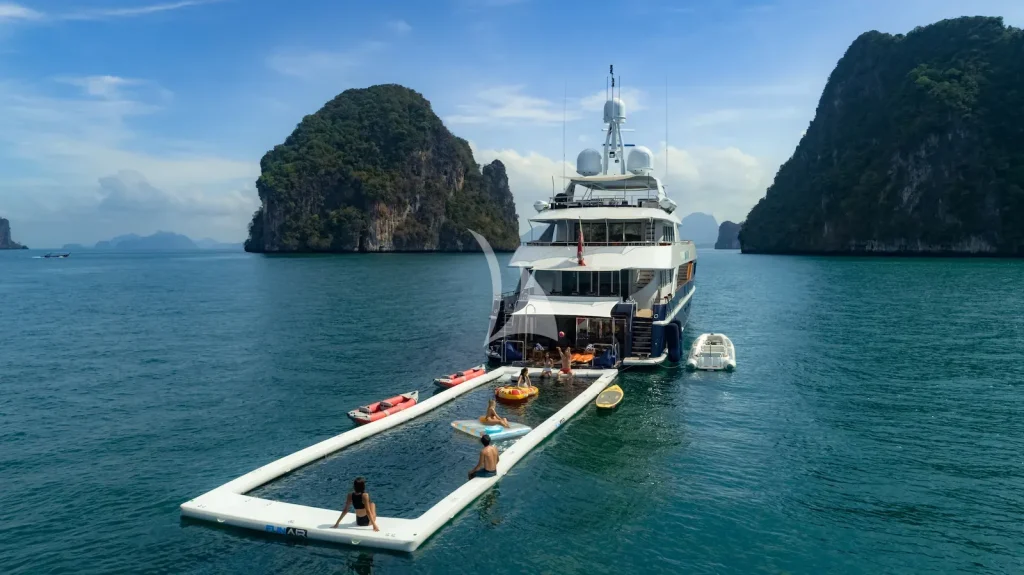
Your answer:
[245,84,519,253]
[741,17,1024,256]
[0,217,27,249]
[715,221,741,249]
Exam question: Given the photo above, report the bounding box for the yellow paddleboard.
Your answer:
[595,384,623,409]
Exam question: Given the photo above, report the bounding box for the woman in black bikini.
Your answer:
[332,477,379,531]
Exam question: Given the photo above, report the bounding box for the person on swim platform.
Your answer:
[468,434,499,480]
[541,355,554,378]
[479,398,509,428]
[332,477,379,531]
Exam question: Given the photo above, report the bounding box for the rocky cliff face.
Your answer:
[245,84,519,253]
[0,217,27,249]
[741,17,1024,256]
[679,212,719,246]
[715,221,741,249]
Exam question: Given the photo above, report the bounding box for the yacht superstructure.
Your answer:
[486,67,697,368]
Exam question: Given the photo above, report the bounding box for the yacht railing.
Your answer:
[522,239,693,247]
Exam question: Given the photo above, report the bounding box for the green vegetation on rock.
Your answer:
[0,217,27,249]
[245,84,519,253]
[741,17,1024,256]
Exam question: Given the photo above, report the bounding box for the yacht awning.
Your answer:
[510,297,619,318]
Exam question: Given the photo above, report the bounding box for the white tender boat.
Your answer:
[686,333,736,371]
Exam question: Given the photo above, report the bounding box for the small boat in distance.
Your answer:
[43,252,70,258]
[686,334,736,371]
[347,391,419,425]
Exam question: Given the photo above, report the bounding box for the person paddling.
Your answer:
[468,434,499,480]
[332,477,379,531]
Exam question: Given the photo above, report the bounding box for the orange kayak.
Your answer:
[347,391,419,425]
[434,365,487,389]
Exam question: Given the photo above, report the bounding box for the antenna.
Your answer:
[665,76,669,183]
[562,81,566,182]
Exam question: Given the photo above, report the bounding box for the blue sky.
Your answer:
[1,0,1022,247]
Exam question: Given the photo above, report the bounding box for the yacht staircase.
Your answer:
[631,317,653,358]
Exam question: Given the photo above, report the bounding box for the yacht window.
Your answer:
[624,222,642,243]
[589,221,608,243]
[598,271,614,296]
[534,270,556,295]
[579,272,595,295]
[535,223,555,243]
[661,222,675,242]
[565,271,578,294]
[553,221,570,243]
[608,222,624,243]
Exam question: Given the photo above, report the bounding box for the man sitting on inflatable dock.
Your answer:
[468,435,498,480]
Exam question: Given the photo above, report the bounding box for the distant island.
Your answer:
[0,217,28,249]
[679,212,719,247]
[62,232,243,251]
[741,17,1024,257]
[715,221,741,249]
[244,84,519,253]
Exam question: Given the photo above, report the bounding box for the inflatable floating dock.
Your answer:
[180,366,617,552]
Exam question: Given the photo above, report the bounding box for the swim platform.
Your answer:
[180,366,617,552]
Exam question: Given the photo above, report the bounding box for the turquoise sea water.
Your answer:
[2,249,1023,574]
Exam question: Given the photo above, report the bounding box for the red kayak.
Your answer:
[347,391,419,425]
[434,365,487,389]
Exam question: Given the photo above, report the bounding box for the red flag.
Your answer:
[577,219,586,266]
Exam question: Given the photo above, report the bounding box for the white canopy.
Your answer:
[529,206,680,224]
[510,296,620,318]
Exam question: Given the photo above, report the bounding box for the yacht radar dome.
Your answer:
[603,97,626,123]
[533,200,550,212]
[577,148,601,176]
[627,146,654,175]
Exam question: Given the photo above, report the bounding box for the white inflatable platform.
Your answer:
[181,366,617,552]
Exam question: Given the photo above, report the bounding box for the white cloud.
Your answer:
[653,145,773,223]
[471,144,573,229]
[447,85,578,125]
[1,0,219,22]
[386,19,411,34]
[96,169,256,218]
[0,2,42,20]
[0,78,258,245]
[450,84,598,125]
[579,86,646,113]
[449,85,649,127]
[56,75,144,99]
[267,41,385,79]
[472,143,772,230]
[688,106,800,127]
[61,0,221,20]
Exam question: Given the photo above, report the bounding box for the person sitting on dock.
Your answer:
[540,355,554,379]
[479,399,509,428]
[468,434,499,480]
[332,477,379,532]
[516,367,532,389]
[557,347,574,383]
